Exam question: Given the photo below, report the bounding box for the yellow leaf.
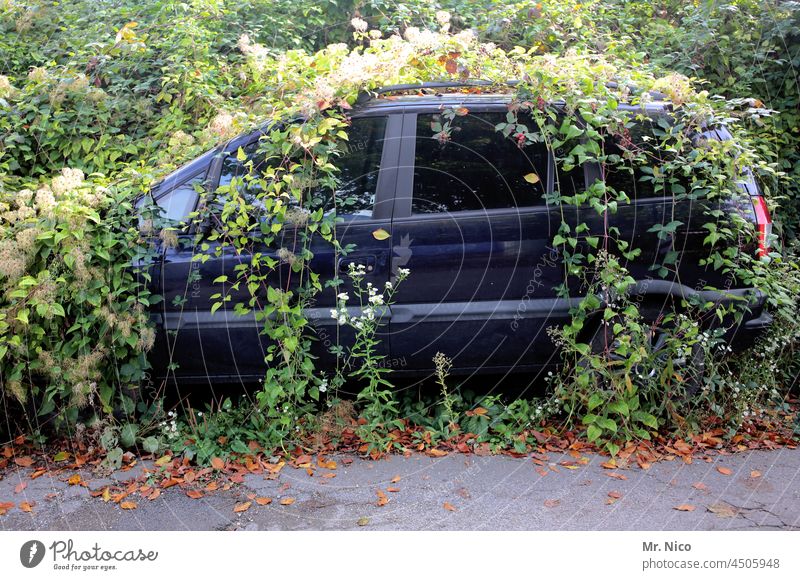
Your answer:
[372,228,391,241]
[523,173,540,184]
[154,455,171,467]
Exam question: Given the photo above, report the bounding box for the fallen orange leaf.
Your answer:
[376,491,388,507]
[186,490,203,499]
[674,504,696,512]
[387,487,401,492]
[391,475,401,483]
[544,499,560,508]
[233,501,251,513]
[210,457,225,470]
[717,467,732,476]
[14,482,27,494]
[608,491,622,499]
[443,502,456,511]
[256,497,272,506]
[14,456,33,467]
[322,472,336,479]
[120,501,137,510]
[750,470,762,478]
[279,497,295,506]
[692,482,709,491]
[20,502,35,513]
[67,474,82,486]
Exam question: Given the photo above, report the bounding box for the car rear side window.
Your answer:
[603,118,693,199]
[412,112,548,214]
[216,116,387,218]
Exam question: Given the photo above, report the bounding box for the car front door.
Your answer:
[152,113,401,383]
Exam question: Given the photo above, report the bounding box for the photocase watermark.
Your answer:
[510,246,560,332]
[20,540,46,568]
[18,538,158,572]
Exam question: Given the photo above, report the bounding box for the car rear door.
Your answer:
[388,106,574,373]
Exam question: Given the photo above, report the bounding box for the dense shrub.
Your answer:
[0,1,798,455]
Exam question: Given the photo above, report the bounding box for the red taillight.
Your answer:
[753,195,772,257]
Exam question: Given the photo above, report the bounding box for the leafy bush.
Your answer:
[0,1,797,459]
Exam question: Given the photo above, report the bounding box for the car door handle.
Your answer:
[338,255,377,273]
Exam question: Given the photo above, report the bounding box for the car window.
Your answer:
[153,175,203,223]
[216,115,387,219]
[603,118,693,199]
[411,112,548,214]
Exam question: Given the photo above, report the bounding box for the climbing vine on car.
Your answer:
[1,15,796,459]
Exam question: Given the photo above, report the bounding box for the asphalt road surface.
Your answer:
[1,448,798,531]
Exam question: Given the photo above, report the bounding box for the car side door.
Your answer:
[388,107,573,373]
[152,113,400,383]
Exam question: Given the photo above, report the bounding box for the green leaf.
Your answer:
[607,401,629,416]
[587,424,602,441]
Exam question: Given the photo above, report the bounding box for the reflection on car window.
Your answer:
[412,113,548,214]
[603,116,693,199]
[153,176,203,223]
[216,116,387,219]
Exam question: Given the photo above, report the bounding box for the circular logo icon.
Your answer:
[20,540,46,568]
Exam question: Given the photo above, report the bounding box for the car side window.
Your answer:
[411,112,548,214]
[153,175,204,223]
[216,115,388,219]
[603,118,692,199]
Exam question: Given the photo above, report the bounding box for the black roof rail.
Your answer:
[357,79,668,104]
[357,80,518,103]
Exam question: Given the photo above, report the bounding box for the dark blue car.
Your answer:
[139,85,773,384]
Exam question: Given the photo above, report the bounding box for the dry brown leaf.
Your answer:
[600,460,617,469]
[391,475,401,484]
[120,501,137,510]
[674,504,696,512]
[443,502,456,511]
[692,482,709,491]
[14,456,33,467]
[544,499,560,508]
[386,487,401,493]
[322,472,336,479]
[19,501,34,512]
[279,497,295,506]
[210,457,225,470]
[186,490,203,500]
[14,481,27,494]
[67,474,82,486]
[147,489,161,501]
[605,472,627,481]
[608,491,623,499]
[256,497,272,506]
[750,470,762,478]
[717,467,733,476]
[707,503,738,518]
[233,501,251,513]
[183,471,196,484]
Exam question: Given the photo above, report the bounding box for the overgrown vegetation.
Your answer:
[1,1,798,464]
